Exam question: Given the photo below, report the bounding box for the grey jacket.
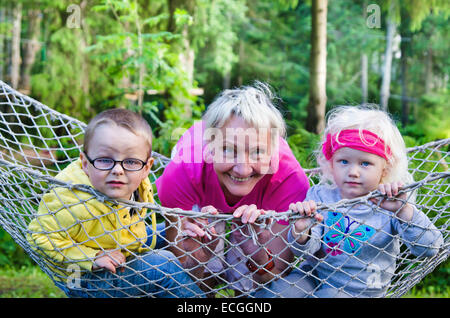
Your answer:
[288,185,444,297]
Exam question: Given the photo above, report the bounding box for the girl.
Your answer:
[288,105,444,298]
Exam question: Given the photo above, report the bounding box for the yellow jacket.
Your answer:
[27,158,157,272]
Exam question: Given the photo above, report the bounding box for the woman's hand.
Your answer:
[181,205,218,239]
[370,182,414,222]
[290,200,323,244]
[179,205,220,264]
[232,204,268,225]
[231,204,272,255]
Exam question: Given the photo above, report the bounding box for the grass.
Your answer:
[0,261,447,298]
[0,266,66,298]
[403,260,450,298]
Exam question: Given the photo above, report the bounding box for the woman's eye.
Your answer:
[223,146,235,156]
[251,148,265,158]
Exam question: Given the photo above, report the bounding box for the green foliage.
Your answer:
[406,260,450,298]
[0,266,65,298]
[286,124,321,169]
[400,92,450,143]
[0,229,32,268]
[192,0,248,77]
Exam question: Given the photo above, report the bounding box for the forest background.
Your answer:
[0,0,448,297]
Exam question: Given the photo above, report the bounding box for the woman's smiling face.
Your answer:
[212,115,273,205]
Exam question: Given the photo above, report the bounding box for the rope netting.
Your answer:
[0,80,448,298]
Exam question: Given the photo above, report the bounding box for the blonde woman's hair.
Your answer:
[202,81,286,144]
[83,108,153,156]
[316,105,414,199]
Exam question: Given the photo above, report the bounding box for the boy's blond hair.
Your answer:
[83,108,153,156]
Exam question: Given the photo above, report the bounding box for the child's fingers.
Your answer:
[293,202,305,214]
[112,250,126,263]
[314,213,324,223]
[396,182,407,199]
[308,200,317,215]
[385,183,393,197]
[303,201,312,216]
[378,184,386,195]
[110,252,126,273]
[391,182,399,196]
[107,256,121,268]
[100,258,116,273]
[106,262,116,274]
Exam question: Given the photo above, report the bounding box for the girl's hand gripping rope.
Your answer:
[369,181,414,222]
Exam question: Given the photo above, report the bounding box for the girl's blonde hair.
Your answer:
[316,105,414,195]
[202,81,286,144]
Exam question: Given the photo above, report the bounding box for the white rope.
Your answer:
[0,80,448,298]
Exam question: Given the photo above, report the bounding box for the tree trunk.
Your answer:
[306,0,328,134]
[79,0,91,113]
[179,25,195,86]
[10,3,22,89]
[20,9,42,92]
[361,0,368,104]
[168,0,194,119]
[237,39,244,86]
[179,25,194,118]
[400,9,410,127]
[424,48,433,94]
[361,54,368,104]
[0,8,5,80]
[380,13,396,111]
[121,21,133,107]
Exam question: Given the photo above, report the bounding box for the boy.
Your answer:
[27,108,202,298]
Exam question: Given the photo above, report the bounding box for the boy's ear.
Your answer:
[147,157,154,170]
[80,152,90,175]
[142,157,154,175]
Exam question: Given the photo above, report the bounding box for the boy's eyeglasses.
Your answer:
[84,154,148,171]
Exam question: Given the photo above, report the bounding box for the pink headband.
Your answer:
[322,129,391,161]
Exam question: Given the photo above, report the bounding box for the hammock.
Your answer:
[0,80,448,298]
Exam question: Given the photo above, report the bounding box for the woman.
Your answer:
[156,82,313,297]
